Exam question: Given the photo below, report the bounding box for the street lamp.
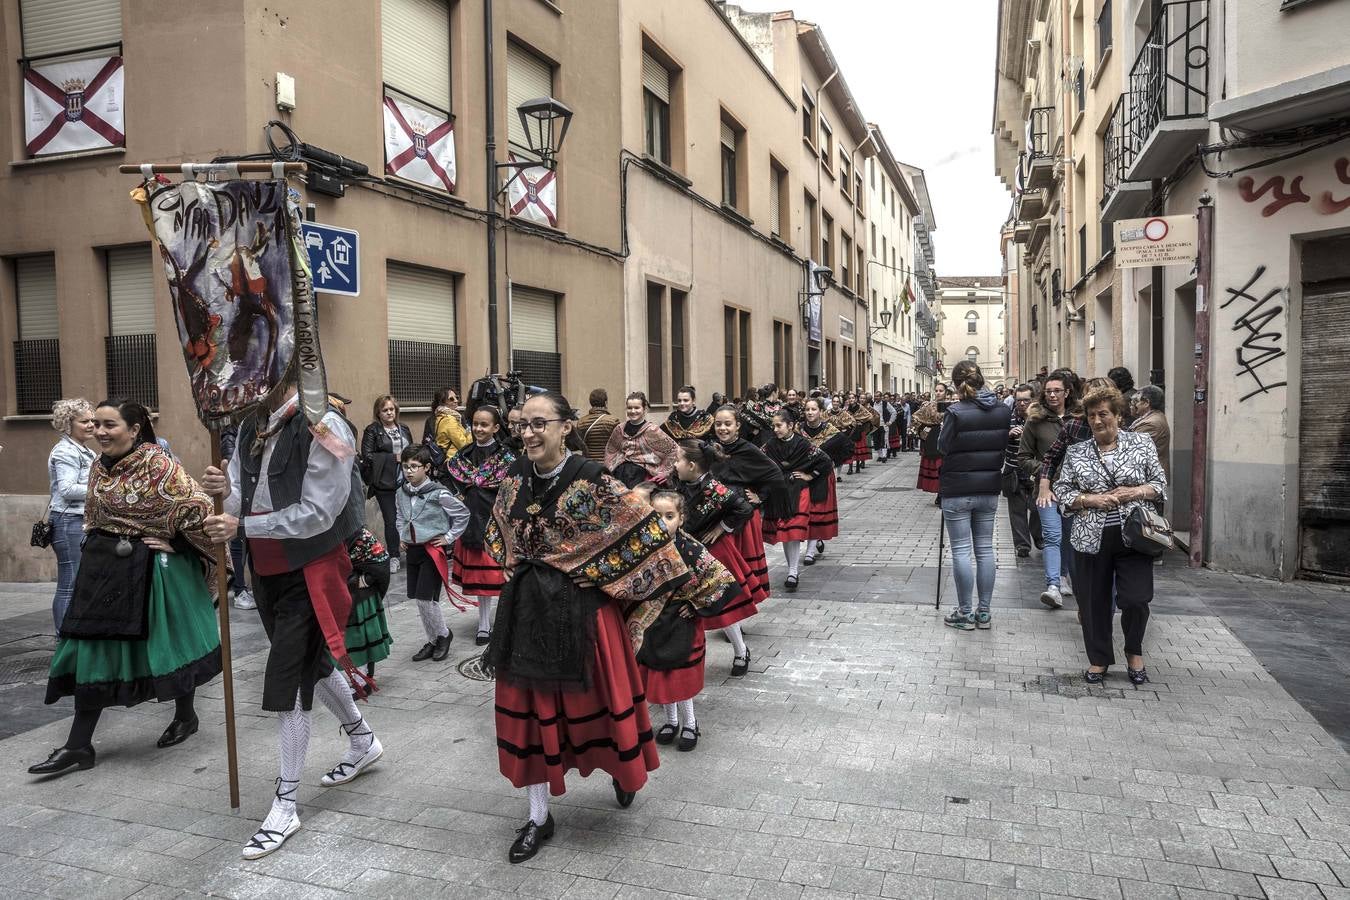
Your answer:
[513,97,574,171]
[868,309,893,335]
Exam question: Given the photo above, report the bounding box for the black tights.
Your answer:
[64,690,197,749]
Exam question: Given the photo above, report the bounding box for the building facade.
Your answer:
[864,129,926,396]
[994,0,1350,581]
[937,277,1007,384]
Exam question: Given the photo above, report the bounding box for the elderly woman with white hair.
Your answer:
[47,398,96,632]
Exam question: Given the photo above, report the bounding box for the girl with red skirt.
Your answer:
[672,439,757,675]
[485,394,690,865]
[762,411,833,593]
[445,405,516,645]
[799,398,853,565]
[639,491,739,751]
[845,396,875,474]
[913,396,947,495]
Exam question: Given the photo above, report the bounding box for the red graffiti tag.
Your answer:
[1238,174,1311,217]
[1318,157,1350,215]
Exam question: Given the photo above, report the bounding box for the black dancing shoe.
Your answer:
[612,778,637,809]
[156,715,199,748]
[730,651,751,677]
[475,629,491,646]
[411,641,436,662]
[432,633,453,661]
[28,745,95,776]
[785,575,799,593]
[508,813,554,864]
[655,724,678,745]
[677,726,700,752]
[815,540,826,556]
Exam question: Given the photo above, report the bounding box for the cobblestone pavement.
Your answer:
[2,454,1349,899]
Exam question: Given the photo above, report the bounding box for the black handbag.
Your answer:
[1098,446,1173,558]
[30,505,53,549]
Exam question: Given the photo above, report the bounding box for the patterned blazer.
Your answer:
[1053,430,1167,554]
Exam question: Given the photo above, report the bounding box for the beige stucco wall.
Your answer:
[1224,0,1350,99]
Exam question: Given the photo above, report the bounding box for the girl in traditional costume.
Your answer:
[672,439,759,677]
[845,394,876,474]
[661,385,714,441]
[798,398,852,565]
[486,393,690,864]
[29,401,221,777]
[396,446,470,662]
[762,411,833,593]
[343,528,393,680]
[446,404,517,646]
[604,391,677,488]
[913,394,947,496]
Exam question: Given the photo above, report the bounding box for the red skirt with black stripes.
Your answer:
[888,427,902,450]
[640,623,705,705]
[452,540,506,596]
[762,489,811,545]
[702,516,767,630]
[807,473,840,541]
[495,600,659,795]
[918,454,942,493]
[852,435,872,462]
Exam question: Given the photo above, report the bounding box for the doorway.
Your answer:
[1170,282,1196,531]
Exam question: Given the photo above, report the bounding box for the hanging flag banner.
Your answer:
[383,93,456,193]
[132,178,331,428]
[506,153,558,227]
[24,56,125,157]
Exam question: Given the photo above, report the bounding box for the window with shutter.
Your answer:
[642,52,670,103]
[387,262,459,404]
[21,0,121,59]
[511,285,561,392]
[14,254,61,414]
[382,0,451,111]
[769,167,782,236]
[16,255,58,340]
[642,52,672,165]
[105,245,158,408]
[507,42,553,159]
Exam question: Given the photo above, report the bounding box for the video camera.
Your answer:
[466,371,547,418]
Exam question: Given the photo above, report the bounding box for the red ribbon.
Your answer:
[426,542,477,612]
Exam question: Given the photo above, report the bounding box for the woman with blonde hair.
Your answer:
[46,398,96,632]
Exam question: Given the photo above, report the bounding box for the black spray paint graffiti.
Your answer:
[1221,266,1288,402]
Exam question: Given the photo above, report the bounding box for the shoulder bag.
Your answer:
[1097,445,1173,557]
[31,503,53,549]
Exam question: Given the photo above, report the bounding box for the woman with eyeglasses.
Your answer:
[484,393,690,863]
[604,390,678,488]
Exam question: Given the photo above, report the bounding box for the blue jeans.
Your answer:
[941,495,999,614]
[1039,502,1074,588]
[50,511,85,633]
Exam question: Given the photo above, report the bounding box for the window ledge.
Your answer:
[719,203,754,228]
[528,0,563,15]
[380,174,467,205]
[802,136,818,155]
[821,159,836,182]
[640,154,693,189]
[10,146,125,168]
[1072,109,1085,135]
[1090,47,1112,89]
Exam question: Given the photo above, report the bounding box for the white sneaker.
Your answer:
[320,736,383,786]
[389,558,401,574]
[241,808,301,860]
[1039,585,1064,609]
[232,589,257,610]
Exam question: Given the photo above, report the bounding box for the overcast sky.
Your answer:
[744,0,1007,277]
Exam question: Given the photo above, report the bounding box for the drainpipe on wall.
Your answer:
[811,66,838,389]
[484,0,500,373]
[1189,192,1213,569]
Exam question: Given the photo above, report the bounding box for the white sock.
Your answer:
[527,783,550,826]
[478,596,495,633]
[274,693,310,819]
[784,540,801,576]
[664,702,679,726]
[417,599,449,640]
[314,669,374,764]
[678,699,696,731]
[801,539,814,561]
[724,623,747,658]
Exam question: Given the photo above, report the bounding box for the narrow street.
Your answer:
[2,454,1347,899]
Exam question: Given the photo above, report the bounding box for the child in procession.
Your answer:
[396,445,470,662]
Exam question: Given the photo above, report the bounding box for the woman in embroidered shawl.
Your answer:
[762,411,834,593]
[30,401,221,778]
[798,397,852,563]
[661,385,714,441]
[604,390,677,488]
[485,393,690,864]
[446,404,516,645]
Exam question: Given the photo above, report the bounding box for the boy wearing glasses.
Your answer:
[396,446,470,661]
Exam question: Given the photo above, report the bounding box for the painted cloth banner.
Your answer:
[133,179,330,428]
[506,154,558,227]
[383,93,456,193]
[24,56,124,157]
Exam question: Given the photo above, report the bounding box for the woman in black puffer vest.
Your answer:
[936,361,1012,631]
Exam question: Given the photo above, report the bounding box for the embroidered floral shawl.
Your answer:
[603,420,677,484]
[86,442,215,568]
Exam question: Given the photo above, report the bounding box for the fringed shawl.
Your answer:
[604,420,677,484]
[87,443,215,566]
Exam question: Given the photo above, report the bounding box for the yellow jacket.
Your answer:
[434,408,471,453]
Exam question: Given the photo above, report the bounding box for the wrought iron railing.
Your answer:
[105,333,158,409]
[1128,1,1209,146]
[14,339,61,415]
[389,340,461,407]
[1074,63,1086,113]
[1028,106,1054,160]
[1102,95,1130,202]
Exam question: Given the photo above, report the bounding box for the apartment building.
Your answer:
[864,128,925,396]
[937,277,1007,384]
[994,0,1350,580]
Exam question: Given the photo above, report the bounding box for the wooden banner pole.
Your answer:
[118,162,307,175]
[209,429,242,811]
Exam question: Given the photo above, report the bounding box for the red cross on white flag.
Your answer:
[506,154,558,227]
[383,94,456,193]
[23,56,125,157]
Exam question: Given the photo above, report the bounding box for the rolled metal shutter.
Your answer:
[769,168,781,235]
[642,52,670,103]
[387,262,455,344]
[721,121,735,150]
[382,0,451,110]
[20,0,121,58]
[16,255,58,340]
[107,246,155,335]
[510,286,557,352]
[507,43,552,156]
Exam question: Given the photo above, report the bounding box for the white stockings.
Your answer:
[314,669,374,765]
[478,596,495,634]
[724,623,747,658]
[527,783,550,826]
[417,599,449,642]
[783,540,801,577]
[274,692,311,819]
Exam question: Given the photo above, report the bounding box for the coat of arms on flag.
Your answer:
[383,93,456,193]
[505,154,558,227]
[23,56,125,157]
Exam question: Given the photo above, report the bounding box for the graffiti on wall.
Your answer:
[1222,266,1287,402]
[1238,157,1350,217]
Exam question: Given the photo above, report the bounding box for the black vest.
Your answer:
[238,407,365,570]
[938,397,1012,497]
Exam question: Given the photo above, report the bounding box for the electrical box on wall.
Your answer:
[276,73,296,111]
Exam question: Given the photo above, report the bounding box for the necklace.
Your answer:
[527,451,571,515]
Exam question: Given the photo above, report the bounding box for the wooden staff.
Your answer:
[209,430,242,811]
[118,162,307,176]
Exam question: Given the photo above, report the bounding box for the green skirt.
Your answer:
[341,586,392,668]
[46,551,222,710]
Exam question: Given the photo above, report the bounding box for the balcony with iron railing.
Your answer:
[1100,94,1150,222]
[1019,106,1057,191]
[1122,0,1209,181]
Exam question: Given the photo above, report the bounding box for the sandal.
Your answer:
[655,723,678,745]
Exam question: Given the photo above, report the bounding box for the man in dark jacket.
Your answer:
[1003,384,1041,558]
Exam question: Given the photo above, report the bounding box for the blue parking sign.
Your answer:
[300,222,360,297]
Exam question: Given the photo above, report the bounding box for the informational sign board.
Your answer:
[1114,215,1197,269]
[300,222,359,297]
